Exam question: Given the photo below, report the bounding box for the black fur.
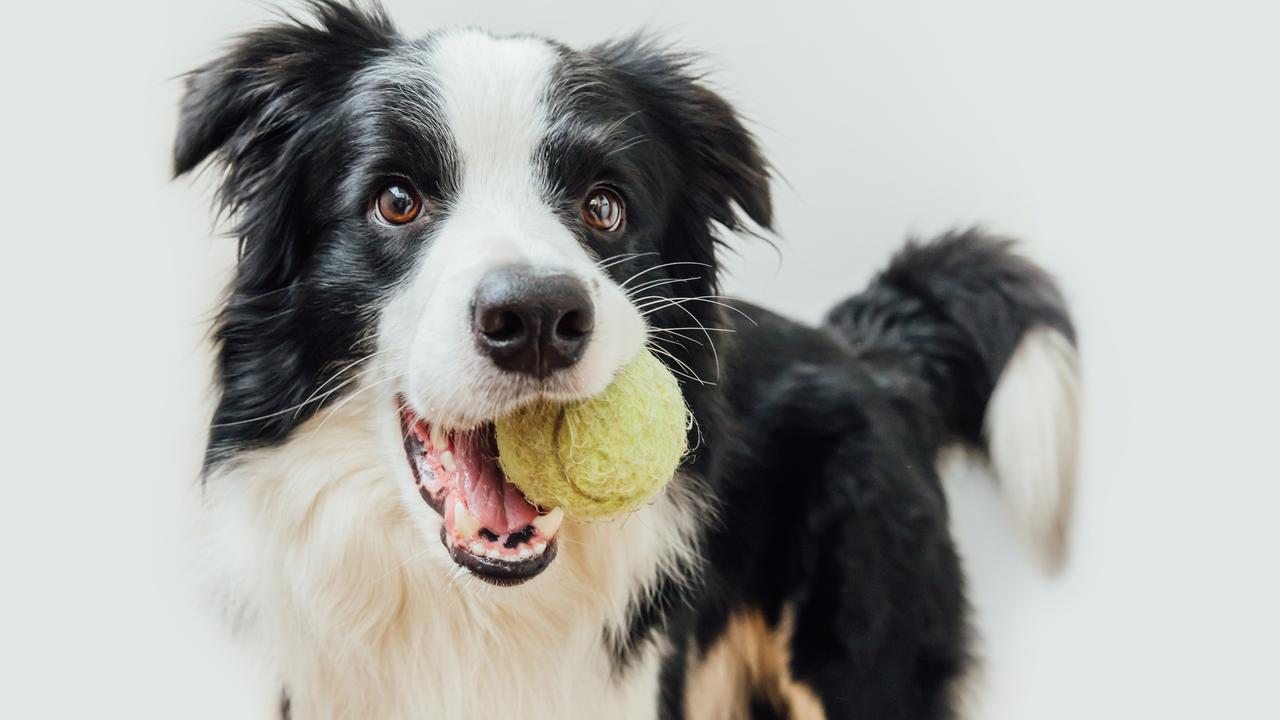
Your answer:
[175,2,405,465]
[177,3,1076,717]
[659,229,1075,718]
[630,225,1078,719]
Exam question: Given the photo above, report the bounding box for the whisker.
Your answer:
[649,351,712,388]
[646,342,713,386]
[210,380,365,427]
[310,373,407,435]
[618,261,714,291]
[654,326,736,334]
[624,276,701,299]
[210,343,409,428]
[648,334,690,353]
[640,295,758,326]
[644,301,723,379]
[647,327,703,347]
[596,252,657,271]
[294,348,400,419]
[295,368,382,420]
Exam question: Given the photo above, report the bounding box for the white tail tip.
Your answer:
[984,326,1081,574]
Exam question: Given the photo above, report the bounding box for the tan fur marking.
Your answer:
[685,607,826,720]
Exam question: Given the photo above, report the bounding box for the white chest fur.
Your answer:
[198,392,697,719]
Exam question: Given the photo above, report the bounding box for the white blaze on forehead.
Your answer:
[373,30,645,430]
[428,31,559,200]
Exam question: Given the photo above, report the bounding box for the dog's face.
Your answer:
[176,4,770,585]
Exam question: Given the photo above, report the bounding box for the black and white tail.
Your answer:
[825,230,1080,572]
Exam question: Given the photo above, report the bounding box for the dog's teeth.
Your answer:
[453,500,481,539]
[486,548,502,559]
[518,547,532,560]
[531,507,564,538]
[469,542,486,555]
[532,542,547,556]
[430,425,446,451]
[441,451,457,473]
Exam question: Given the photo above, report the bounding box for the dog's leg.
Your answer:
[781,421,968,719]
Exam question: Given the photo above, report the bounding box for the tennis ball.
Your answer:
[495,349,689,519]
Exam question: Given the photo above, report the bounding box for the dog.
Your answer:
[174,3,1079,718]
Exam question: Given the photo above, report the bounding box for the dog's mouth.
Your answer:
[397,399,562,585]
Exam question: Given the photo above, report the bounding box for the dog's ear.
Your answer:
[173,2,396,288]
[173,1,395,176]
[590,37,773,235]
[176,4,400,458]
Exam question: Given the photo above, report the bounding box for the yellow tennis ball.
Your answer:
[495,349,689,519]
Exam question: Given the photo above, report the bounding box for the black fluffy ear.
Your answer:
[590,37,773,234]
[174,1,395,291]
[176,4,400,463]
[173,1,395,177]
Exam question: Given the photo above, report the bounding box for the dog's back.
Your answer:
[670,230,1077,719]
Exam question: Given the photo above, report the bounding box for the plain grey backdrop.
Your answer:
[2,0,1277,717]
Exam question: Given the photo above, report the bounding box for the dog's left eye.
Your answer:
[582,186,625,233]
[374,183,424,225]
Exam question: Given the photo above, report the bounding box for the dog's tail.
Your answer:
[824,229,1080,572]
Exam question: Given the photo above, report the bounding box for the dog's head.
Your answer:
[176,2,770,585]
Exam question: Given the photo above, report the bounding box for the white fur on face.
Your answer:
[375,32,646,432]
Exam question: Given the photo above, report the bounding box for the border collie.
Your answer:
[174,3,1079,718]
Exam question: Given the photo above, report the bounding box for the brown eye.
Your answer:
[375,183,423,225]
[582,186,625,233]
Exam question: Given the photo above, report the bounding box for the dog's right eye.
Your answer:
[582,185,625,233]
[374,183,424,225]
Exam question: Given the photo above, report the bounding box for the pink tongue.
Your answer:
[453,429,539,533]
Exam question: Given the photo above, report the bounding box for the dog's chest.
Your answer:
[243,510,665,717]
[201,405,679,719]
[277,601,664,719]
[242,499,666,719]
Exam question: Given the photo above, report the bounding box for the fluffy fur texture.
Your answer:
[495,349,689,519]
[175,3,1080,718]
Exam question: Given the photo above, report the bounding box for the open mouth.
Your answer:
[398,398,563,585]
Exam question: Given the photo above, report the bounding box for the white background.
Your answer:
[2,0,1278,717]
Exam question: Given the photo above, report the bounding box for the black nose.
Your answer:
[472,268,595,378]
